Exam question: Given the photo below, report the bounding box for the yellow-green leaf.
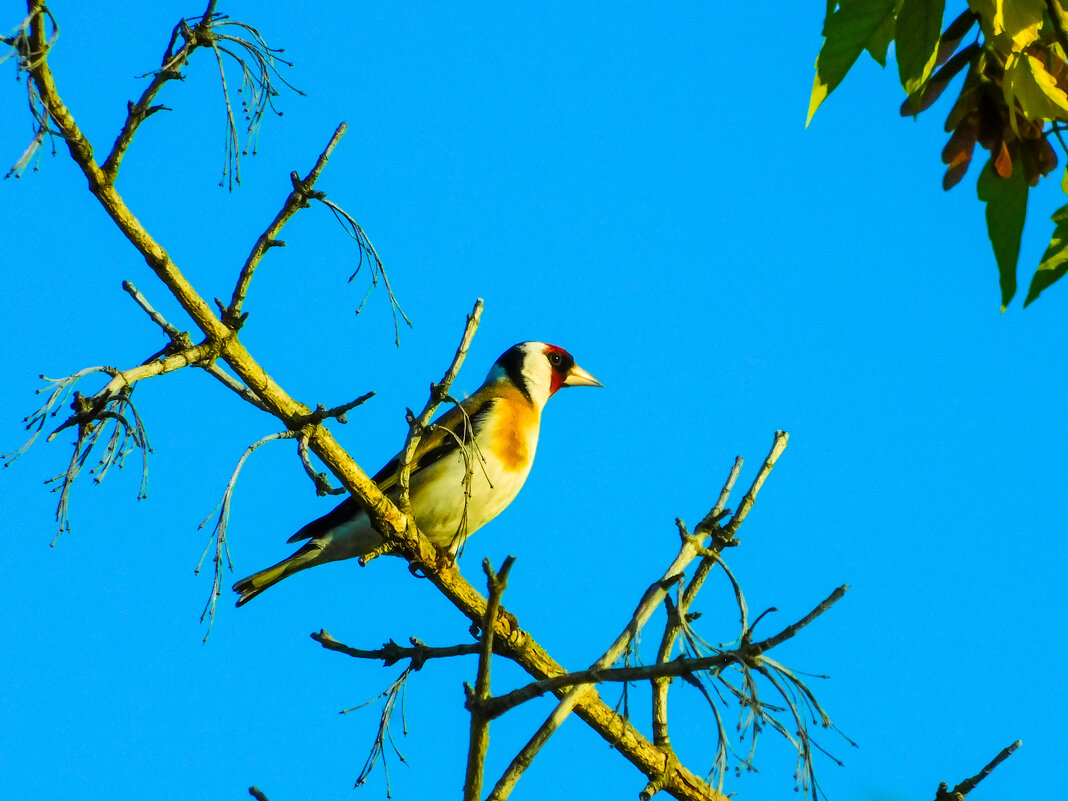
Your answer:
[966,0,996,38]
[977,158,1030,310]
[897,0,945,99]
[967,0,1042,46]
[996,0,1044,47]
[808,0,897,126]
[1004,51,1068,122]
[1024,205,1068,305]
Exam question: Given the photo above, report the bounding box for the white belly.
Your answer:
[410,437,534,548]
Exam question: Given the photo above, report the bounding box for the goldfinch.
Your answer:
[233,341,601,605]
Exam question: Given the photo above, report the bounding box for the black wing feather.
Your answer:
[286,496,363,543]
[286,400,494,544]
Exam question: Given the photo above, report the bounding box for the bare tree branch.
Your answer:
[312,630,481,665]
[749,585,848,655]
[15,12,809,799]
[653,456,743,750]
[22,2,413,566]
[724,430,789,537]
[474,585,848,722]
[197,431,298,639]
[102,0,221,180]
[397,299,484,517]
[122,280,190,343]
[487,432,789,801]
[934,740,1022,801]
[225,122,348,327]
[464,557,515,801]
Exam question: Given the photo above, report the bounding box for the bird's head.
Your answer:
[487,341,602,409]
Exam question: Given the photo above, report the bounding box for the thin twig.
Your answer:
[102,1,221,180]
[464,557,515,801]
[697,455,743,534]
[197,431,297,639]
[750,586,849,655]
[652,456,744,748]
[292,391,376,427]
[397,299,484,517]
[122,281,188,342]
[724,431,788,536]
[296,433,347,496]
[348,666,412,794]
[226,123,348,325]
[312,630,482,665]
[934,740,1022,800]
[6,364,161,539]
[5,6,62,179]
[318,196,411,344]
[201,362,269,410]
[488,434,789,799]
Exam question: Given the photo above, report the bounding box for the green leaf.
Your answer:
[995,0,1044,47]
[977,158,1030,310]
[968,0,1043,43]
[896,0,945,99]
[1024,204,1068,305]
[866,13,896,66]
[807,0,897,126]
[1004,51,1068,122]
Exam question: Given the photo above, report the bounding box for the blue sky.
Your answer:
[2,3,1064,800]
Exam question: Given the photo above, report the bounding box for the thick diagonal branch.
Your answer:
[25,4,410,558]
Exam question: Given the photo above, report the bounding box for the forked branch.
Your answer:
[464,557,515,801]
[487,432,789,801]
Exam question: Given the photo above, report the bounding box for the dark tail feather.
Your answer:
[233,542,322,606]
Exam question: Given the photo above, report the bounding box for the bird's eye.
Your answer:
[548,352,562,366]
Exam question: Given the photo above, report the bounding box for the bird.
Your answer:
[232,341,602,606]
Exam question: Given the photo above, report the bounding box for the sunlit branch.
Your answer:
[489,432,789,800]
[933,740,1022,801]
[226,123,349,326]
[397,299,483,516]
[464,557,515,801]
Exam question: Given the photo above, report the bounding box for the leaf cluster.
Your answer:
[809,0,1068,309]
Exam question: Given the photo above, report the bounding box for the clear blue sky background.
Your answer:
[1,3,1064,800]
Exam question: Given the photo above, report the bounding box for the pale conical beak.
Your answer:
[563,363,603,388]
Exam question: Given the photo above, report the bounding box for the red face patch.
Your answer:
[543,344,575,395]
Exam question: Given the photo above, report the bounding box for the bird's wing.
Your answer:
[286,395,494,543]
[285,495,362,543]
[373,397,493,493]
